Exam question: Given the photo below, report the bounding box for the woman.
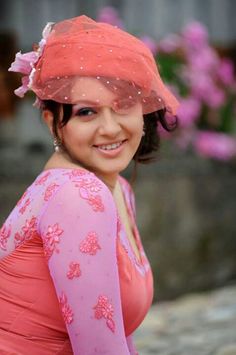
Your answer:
[0,15,178,354]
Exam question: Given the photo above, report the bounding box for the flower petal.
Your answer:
[14,76,30,98]
[8,51,38,75]
[42,22,55,40]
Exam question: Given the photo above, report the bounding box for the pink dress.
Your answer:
[0,168,153,354]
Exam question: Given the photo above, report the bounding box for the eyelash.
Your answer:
[75,107,97,117]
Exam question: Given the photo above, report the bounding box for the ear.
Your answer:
[42,110,54,136]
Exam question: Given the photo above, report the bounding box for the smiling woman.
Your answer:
[42,77,144,186]
[1,15,178,354]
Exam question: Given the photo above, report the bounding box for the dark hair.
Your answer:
[42,100,177,169]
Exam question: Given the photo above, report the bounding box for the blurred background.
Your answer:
[0,1,236,353]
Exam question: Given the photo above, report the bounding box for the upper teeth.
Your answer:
[98,141,123,150]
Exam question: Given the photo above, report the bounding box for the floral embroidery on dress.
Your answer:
[44,183,59,201]
[76,177,102,193]
[14,216,38,247]
[0,223,11,251]
[67,261,81,279]
[64,169,88,179]
[59,292,74,325]
[19,198,31,214]
[35,171,51,185]
[87,194,104,212]
[42,223,64,260]
[74,177,105,212]
[93,295,115,333]
[79,231,101,255]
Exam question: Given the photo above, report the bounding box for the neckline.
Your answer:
[117,176,143,265]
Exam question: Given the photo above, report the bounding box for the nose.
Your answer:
[98,107,122,137]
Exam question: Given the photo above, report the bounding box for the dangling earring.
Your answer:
[142,122,145,137]
[53,137,62,153]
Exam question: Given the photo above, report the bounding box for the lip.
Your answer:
[93,139,127,157]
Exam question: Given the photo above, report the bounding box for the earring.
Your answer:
[53,137,62,153]
[142,129,145,137]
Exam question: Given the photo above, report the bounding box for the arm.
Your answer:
[38,178,130,355]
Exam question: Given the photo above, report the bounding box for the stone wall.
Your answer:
[132,149,236,301]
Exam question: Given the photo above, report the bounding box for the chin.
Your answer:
[95,161,130,177]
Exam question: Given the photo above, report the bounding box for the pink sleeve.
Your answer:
[38,178,131,354]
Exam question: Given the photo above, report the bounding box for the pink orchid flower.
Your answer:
[97,6,124,29]
[182,21,209,50]
[194,131,236,161]
[217,58,235,86]
[177,97,201,128]
[158,34,182,53]
[186,46,219,72]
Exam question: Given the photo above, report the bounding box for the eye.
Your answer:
[75,107,97,117]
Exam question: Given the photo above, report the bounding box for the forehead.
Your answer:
[71,76,117,104]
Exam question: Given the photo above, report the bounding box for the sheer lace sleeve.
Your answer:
[38,175,131,354]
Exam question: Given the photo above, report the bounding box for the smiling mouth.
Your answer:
[94,140,127,151]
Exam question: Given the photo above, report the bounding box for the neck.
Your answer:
[94,172,119,193]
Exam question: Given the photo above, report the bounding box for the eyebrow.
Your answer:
[73,100,101,106]
[73,96,120,106]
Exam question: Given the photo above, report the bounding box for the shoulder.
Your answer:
[33,168,112,196]
[37,169,118,235]
[38,168,116,214]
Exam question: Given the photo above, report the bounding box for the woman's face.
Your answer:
[58,77,144,180]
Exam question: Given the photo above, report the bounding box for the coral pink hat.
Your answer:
[10,15,179,115]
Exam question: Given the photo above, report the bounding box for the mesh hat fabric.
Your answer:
[31,15,178,114]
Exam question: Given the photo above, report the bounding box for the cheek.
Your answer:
[60,123,82,146]
[61,122,95,148]
[129,116,144,139]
